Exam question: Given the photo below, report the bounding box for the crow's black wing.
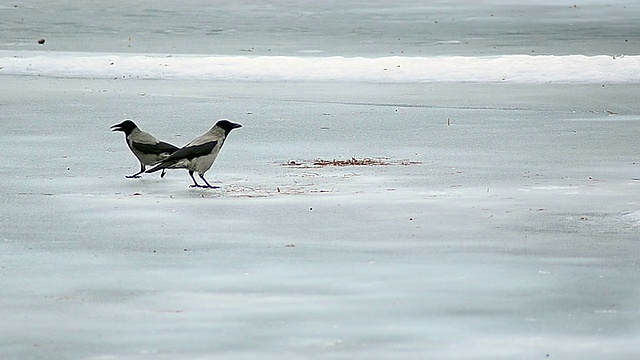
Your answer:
[132,141,179,155]
[163,141,218,162]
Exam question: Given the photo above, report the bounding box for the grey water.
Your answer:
[1,0,639,57]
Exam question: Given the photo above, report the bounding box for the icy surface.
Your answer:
[1,0,640,359]
[1,78,639,359]
[1,0,639,57]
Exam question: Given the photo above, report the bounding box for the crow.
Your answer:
[145,119,242,188]
[111,120,179,178]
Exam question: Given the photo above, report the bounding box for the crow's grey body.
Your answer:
[146,119,242,188]
[111,120,179,178]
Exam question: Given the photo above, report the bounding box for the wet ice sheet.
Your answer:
[0,77,639,359]
[1,0,639,56]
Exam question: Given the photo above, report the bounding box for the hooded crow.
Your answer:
[145,119,242,188]
[111,120,179,178]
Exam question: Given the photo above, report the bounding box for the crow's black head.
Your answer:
[215,119,242,135]
[111,120,138,135]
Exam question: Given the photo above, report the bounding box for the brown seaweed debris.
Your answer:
[315,157,390,166]
[284,157,421,167]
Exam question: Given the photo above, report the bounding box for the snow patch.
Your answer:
[2,51,639,83]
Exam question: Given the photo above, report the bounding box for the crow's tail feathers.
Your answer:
[146,163,167,174]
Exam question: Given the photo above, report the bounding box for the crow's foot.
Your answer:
[189,184,220,189]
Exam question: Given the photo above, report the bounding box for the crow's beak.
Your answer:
[111,124,122,132]
[232,123,243,129]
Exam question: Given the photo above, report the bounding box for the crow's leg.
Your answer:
[188,170,203,188]
[126,163,145,178]
[199,174,220,189]
[160,169,167,178]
